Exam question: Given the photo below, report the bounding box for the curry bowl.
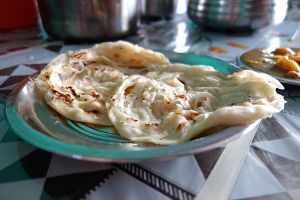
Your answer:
[237,47,300,86]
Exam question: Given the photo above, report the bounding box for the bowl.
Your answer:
[37,0,140,41]
[187,0,288,32]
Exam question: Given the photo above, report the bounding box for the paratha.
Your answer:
[35,53,126,125]
[35,41,170,126]
[107,66,284,145]
[35,41,285,145]
[91,41,170,67]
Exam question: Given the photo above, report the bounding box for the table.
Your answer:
[1,7,300,200]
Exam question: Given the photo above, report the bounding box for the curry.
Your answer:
[240,47,300,79]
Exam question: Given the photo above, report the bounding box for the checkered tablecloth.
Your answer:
[1,15,300,200]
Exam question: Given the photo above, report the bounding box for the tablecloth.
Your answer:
[1,10,300,200]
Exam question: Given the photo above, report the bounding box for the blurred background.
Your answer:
[0,0,300,60]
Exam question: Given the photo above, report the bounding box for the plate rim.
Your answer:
[5,51,252,162]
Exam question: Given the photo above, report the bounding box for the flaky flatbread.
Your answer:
[35,53,126,125]
[35,41,171,126]
[91,41,170,67]
[35,41,285,145]
[107,67,284,145]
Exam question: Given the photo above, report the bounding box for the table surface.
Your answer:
[1,6,300,200]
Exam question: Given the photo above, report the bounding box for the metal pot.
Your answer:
[37,0,140,41]
[187,0,288,32]
[141,0,179,19]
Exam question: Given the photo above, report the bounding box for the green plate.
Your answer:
[5,51,254,162]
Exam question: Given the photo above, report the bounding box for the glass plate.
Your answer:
[5,51,256,162]
[236,52,300,86]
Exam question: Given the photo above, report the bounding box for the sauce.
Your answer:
[208,46,227,54]
[226,42,248,49]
